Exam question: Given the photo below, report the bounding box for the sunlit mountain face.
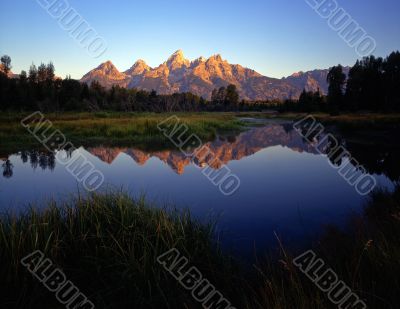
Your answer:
[81,50,350,100]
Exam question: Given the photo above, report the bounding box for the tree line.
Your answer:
[280,51,400,113]
[0,56,245,112]
[328,51,400,112]
[1,51,399,113]
[0,58,207,112]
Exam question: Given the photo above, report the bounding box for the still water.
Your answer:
[0,121,396,259]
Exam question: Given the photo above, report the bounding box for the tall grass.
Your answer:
[1,188,399,308]
[0,191,236,308]
[0,112,245,153]
[247,186,400,309]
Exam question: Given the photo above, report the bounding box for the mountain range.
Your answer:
[81,50,349,101]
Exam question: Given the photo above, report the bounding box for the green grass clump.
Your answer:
[0,191,236,309]
[1,188,400,308]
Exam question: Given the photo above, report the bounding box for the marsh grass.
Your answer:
[2,111,399,153]
[1,188,399,308]
[0,112,245,154]
[0,191,238,308]
[248,186,400,309]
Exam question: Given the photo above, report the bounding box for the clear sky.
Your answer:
[1,0,399,79]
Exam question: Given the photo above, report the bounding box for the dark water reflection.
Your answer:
[0,122,397,259]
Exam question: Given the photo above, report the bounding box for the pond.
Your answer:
[0,120,397,260]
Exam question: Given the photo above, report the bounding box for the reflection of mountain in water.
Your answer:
[87,124,318,174]
[2,123,399,182]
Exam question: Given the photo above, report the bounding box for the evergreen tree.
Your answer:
[327,65,346,112]
[0,55,12,75]
[225,84,239,109]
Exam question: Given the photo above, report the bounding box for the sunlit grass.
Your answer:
[0,112,245,153]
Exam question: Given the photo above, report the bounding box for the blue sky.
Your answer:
[1,0,399,79]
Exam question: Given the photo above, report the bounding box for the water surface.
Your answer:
[0,121,396,259]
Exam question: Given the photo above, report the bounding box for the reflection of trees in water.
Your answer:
[1,151,58,178]
[324,133,400,182]
[25,151,56,171]
[29,151,39,170]
[39,152,56,171]
[2,127,399,183]
[321,134,346,167]
[315,132,400,182]
[294,124,400,182]
[2,160,13,178]
[345,144,400,183]
[21,151,29,163]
